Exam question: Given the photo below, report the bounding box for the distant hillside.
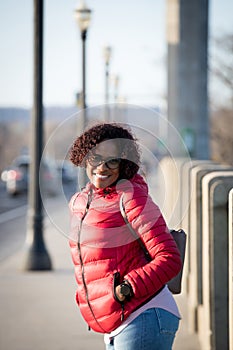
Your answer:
[0,105,161,129]
[0,106,78,124]
[44,106,78,121]
[0,107,30,123]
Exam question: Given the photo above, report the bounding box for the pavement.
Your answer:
[0,204,201,350]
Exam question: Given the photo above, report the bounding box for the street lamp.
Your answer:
[113,74,119,103]
[74,0,92,188]
[112,74,120,121]
[74,0,92,122]
[22,0,52,271]
[103,46,112,121]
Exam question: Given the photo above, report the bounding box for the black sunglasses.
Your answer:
[87,154,121,169]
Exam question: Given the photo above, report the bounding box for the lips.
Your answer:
[94,173,109,180]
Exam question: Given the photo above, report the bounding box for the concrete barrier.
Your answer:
[157,159,233,348]
[188,164,231,333]
[156,157,190,228]
[158,159,216,296]
[229,189,233,350]
[180,160,215,232]
[180,160,215,295]
[198,172,233,350]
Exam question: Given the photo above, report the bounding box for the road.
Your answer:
[0,180,77,262]
[0,182,27,214]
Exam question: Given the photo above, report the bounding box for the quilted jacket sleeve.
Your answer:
[123,191,182,299]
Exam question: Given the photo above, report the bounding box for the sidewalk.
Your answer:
[0,207,201,350]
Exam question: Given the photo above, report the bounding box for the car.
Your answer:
[56,160,77,184]
[1,155,60,197]
[1,155,29,196]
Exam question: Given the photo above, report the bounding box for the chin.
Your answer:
[93,179,113,189]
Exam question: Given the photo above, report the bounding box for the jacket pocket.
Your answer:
[113,272,121,303]
[113,272,126,321]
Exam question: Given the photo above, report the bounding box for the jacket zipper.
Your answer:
[77,190,106,333]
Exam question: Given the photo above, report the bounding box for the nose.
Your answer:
[96,161,108,170]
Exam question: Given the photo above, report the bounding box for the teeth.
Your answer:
[95,174,108,179]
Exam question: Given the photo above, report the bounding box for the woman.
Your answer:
[69,123,182,350]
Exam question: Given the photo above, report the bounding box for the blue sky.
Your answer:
[0,0,232,108]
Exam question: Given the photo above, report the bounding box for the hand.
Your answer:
[115,285,126,302]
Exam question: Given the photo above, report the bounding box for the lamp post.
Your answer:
[103,46,112,121]
[74,0,92,127]
[22,0,52,270]
[112,74,120,121]
[74,0,92,188]
[113,74,119,103]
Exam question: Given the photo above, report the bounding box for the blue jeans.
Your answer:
[105,308,180,350]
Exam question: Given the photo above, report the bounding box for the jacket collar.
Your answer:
[84,174,147,198]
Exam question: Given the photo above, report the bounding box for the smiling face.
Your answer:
[86,140,120,189]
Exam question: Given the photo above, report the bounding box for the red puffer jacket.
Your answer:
[69,174,181,333]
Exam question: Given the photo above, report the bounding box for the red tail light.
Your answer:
[7,170,23,181]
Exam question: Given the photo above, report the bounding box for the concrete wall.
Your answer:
[188,164,231,333]
[158,157,233,349]
[180,160,214,295]
[198,172,233,350]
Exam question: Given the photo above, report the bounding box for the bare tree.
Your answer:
[209,33,233,108]
[210,108,233,165]
[209,32,233,165]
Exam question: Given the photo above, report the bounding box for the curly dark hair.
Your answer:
[69,123,140,180]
